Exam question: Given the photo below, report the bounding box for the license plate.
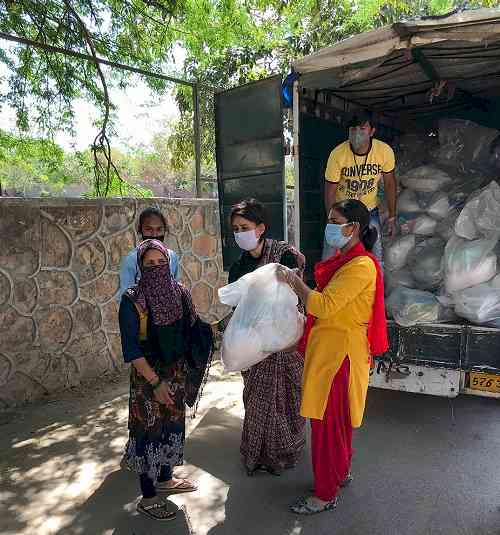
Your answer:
[469,372,500,393]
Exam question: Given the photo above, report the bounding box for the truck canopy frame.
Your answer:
[292,8,500,126]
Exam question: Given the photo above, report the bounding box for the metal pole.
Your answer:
[292,80,301,250]
[193,83,202,198]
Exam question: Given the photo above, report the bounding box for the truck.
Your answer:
[214,8,500,400]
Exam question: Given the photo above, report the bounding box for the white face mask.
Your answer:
[349,129,371,152]
[234,229,260,251]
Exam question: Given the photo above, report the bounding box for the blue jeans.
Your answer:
[322,208,384,266]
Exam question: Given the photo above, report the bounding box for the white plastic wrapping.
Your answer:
[384,268,415,296]
[385,235,416,272]
[218,263,305,372]
[454,282,500,327]
[447,175,487,211]
[436,208,461,241]
[409,239,444,291]
[386,287,442,327]
[426,192,450,220]
[455,181,500,241]
[400,166,453,192]
[398,189,422,214]
[412,215,438,236]
[415,191,437,209]
[443,235,497,294]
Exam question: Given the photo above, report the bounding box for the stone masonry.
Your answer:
[0,198,229,409]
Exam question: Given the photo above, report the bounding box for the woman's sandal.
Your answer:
[246,464,262,476]
[246,464,283,477]
[309,472,353,493]
[290,496,338,515]
[341,473,354,487]
[265,466,283,477]
[137,500,176,521]
[156,479,198,495]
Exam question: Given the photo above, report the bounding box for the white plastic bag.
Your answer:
[218,263,305,372]
[443,235,497,294]
[400,166,452,192]
[398,189,422,214]
[386,287,441,327]
[385,235,415,271]
[436,208,461,241]
[426,192,450,220]
[409,239,444,291]
[384,268,415,296]
[412,215,437,236]
[218,277,247,307]
[454,282,500,327]
[455,181,500,240]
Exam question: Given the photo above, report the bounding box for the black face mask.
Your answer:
[141,234,165,243]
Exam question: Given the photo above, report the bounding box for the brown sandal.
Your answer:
[137,500,176,521]
[156,479,198,495]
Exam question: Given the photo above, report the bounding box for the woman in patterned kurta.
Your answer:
[119,240,212,521]
[219,198,306,476]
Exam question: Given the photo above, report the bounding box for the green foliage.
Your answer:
[0,0,498,195]
[169,0,499,170]
[83,175,154,198]
[0,127,187,197]
[0,130,71,195]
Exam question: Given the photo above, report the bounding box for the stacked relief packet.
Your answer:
[385,119,500,328]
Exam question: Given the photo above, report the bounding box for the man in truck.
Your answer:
[323,110,397,263]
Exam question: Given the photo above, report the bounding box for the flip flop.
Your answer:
[137,501,176,521]
[156,479,198,495]
[247,464,283,477]
[265,466,283,477]
[290,496,338,515]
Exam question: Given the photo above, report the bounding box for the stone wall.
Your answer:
[0,198,229,409]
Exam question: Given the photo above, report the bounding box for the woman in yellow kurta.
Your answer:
[277,199,388,515]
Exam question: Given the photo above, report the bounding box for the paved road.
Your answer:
[1,371,499,535]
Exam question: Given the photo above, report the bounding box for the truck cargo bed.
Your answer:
[386,320,500,373]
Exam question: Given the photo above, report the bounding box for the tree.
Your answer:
[0,129,73,195]
[0,129,156,197]
[168,0,500,171]
[1,0,498,194]
[0,0,185,195]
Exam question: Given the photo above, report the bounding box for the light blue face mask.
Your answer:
[324,223,352,249]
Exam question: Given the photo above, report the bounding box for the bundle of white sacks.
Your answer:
[218,263,305,372]
[386,167,500,328]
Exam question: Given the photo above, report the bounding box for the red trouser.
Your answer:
[311,357,353,502]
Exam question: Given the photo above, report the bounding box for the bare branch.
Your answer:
[63,0,120,197]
